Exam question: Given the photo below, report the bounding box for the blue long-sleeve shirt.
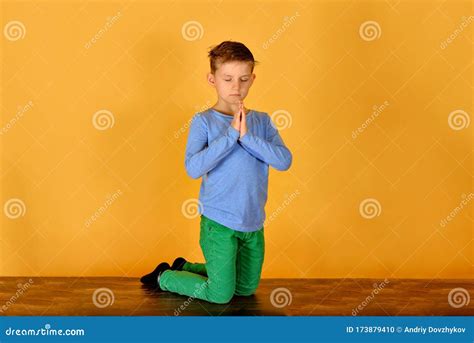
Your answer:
[184,108,292,232]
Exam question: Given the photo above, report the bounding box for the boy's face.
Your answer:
[207,60,256,104]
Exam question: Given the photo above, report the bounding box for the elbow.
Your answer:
[186,168,202,179]
[185,161,202,179]
[187,170,201,179]
[273,152,292,171]
[277,160,292,171]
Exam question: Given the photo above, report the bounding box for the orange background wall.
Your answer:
[1,0,472,278]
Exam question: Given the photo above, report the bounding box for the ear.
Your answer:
[207,72,216,87]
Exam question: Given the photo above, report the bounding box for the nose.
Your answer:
[232,80,241,89]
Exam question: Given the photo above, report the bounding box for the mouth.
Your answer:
[230,94,241,96]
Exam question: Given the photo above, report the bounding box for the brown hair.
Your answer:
[208,41,258,74]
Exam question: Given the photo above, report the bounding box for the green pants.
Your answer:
[159,214,265,304]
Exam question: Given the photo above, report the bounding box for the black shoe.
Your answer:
[171,257,187,271]
[140,262,170,288]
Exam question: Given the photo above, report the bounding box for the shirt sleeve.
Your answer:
[238,114,292,171]
[185,114,240,179]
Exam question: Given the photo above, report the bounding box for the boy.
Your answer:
[140,41,292,304]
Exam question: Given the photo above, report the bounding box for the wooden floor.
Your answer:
[0,277,472,316]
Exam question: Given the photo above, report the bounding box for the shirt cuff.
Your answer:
[238,131,253,144]
[228,125,240,140]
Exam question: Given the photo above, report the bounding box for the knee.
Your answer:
[234,288,257,297]
[209,289,234,304]
[235,282,259,297]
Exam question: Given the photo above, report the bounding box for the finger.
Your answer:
[235,105,241,117]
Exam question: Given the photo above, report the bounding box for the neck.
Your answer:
[212,99,248,116]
